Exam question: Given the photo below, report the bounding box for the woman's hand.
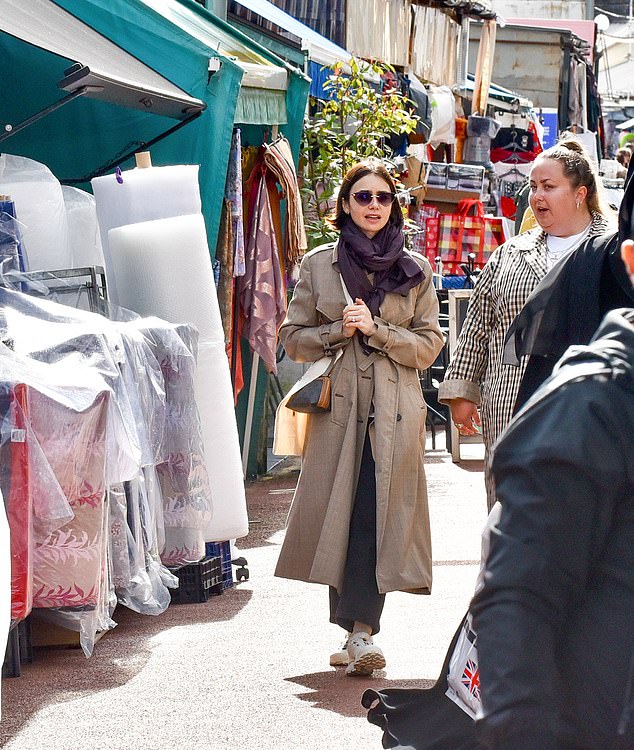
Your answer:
[343,298,379,337]
[450,398,481,435]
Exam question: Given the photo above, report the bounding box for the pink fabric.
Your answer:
[30,392,108,609]
[5,385,33,622]
[238,172,287,374]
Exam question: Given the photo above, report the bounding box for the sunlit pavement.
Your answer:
[0,436,487,750]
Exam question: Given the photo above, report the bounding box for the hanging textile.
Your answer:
[238,168,287,374]
[263,136,307,267]
[227,129,246,278]
[215,198,236,345]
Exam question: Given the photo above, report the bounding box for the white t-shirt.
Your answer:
[545,222,592,271]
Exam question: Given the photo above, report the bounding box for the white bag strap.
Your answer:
[340,273,354,306]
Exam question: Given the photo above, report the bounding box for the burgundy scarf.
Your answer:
[337,219,424,317]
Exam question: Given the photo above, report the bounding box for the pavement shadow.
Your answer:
[0,586,252,745]
[285,671,435,718]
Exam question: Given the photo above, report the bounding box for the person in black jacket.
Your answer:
[470,240,634,750]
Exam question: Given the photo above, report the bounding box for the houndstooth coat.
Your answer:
[438,212,610,508]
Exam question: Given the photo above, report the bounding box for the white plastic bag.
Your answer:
[446,502,502,717]
[446,612,480,718]
[428,85,456,148]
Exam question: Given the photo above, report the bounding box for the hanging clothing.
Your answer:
[215,198,235,345]
[226,129,246,278]
[238,170,287,374]
[262,136,307,267]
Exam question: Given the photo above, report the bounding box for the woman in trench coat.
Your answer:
[275,159,444,676]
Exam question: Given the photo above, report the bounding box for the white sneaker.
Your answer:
[329,634,350,666]
[345,631,386,676]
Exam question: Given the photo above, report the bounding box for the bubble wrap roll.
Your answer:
[91,165,202,304]
[108,215,247,541]
[108,215,223,343]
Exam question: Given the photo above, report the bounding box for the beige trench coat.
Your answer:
[274,242,444,594]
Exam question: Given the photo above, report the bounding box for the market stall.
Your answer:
[0,0,312,683]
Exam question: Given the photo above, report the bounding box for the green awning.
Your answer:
[45,0,308,251]
[235,88,288,125]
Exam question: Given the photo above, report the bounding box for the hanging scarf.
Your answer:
[337,219,424,317]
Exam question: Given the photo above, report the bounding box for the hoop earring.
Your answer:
[576,200,581,210]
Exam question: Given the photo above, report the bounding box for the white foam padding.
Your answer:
[196,342,248,541]
[91,166,202,304]
[108,214,223,343]
[0,153,71,271]
[61,186,106,269]
[108,214,247,541]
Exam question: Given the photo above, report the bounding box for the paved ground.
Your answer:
[0,437,486,750]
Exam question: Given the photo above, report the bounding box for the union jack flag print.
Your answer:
[461,659,480,699]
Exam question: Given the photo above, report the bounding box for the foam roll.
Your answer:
[91,165,202,304]
[108,214,247,541]
[196,341,248,541]
[108,214,223,343]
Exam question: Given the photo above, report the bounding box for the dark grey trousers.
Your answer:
[329,430,385,635]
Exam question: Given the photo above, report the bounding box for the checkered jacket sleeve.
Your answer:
[438,251,502,405]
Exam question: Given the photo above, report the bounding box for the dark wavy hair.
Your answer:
[327,158,403,231]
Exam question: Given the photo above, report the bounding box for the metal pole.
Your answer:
[242,352,260,479]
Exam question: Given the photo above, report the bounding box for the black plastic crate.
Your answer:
[205,541,233,589]
[169,555,223,604]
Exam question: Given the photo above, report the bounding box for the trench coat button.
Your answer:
[396,413,402,421]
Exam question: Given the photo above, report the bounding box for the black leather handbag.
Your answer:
[286,374,331,413]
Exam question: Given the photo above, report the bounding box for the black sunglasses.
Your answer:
[351,190,396,207]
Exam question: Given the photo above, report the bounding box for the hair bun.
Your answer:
[557,134,585,155]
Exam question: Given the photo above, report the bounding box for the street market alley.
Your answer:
[0,442,486,750]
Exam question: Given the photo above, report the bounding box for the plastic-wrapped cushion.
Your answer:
[0,342,114,653]
[129,318,212,567]
[0,287,175,622]
[0,154,71,271]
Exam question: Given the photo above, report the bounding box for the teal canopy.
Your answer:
[2,0,309,253]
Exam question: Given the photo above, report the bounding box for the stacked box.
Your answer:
[205,541,233,589]
[169,555,223,604]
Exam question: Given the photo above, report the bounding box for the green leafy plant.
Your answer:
[301,59,420,248]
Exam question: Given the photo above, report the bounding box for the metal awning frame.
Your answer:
[0,63,205,184]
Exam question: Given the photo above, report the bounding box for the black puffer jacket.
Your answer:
[472,309,634,750]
